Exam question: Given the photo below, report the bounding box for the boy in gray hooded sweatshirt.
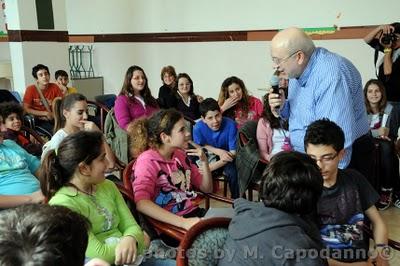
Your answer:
[219,151,328,265]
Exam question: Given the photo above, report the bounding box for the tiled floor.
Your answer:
[205,187,400,265]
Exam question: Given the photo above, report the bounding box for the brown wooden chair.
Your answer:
[121,158,233,241]
[20,125,46,146]
[176,217,231,266]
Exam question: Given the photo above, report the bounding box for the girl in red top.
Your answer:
[218,76,263,128]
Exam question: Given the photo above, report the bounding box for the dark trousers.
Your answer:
[348,133,377,190]
[373,138,398,189]
[223,161,239,199]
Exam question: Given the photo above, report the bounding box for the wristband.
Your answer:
[384,48,392,54]
[375,243,389,248]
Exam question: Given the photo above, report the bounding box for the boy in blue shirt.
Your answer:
[193,98,239,198]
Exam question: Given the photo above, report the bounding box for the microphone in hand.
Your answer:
[270,74,281,109]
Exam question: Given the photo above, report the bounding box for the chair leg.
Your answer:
[223,180,228,197]
[205,197,210,210]
[248,188,253,201]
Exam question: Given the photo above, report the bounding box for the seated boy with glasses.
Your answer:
[305,119,388,265]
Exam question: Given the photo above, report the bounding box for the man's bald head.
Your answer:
[272,27,315,58]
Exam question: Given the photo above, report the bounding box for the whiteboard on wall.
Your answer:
[66,0,400,34]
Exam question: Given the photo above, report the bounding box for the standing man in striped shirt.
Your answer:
[268,27,374,184]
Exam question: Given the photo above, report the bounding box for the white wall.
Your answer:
[9,42,69,95]
[64,0,395,99]
[92,39,376,100]
[66,0,400,34]
[2,0,394,99]
[0,43,10,61]
[5,0,67,31]
[5,0,69,96]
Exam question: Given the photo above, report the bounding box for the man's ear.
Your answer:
[338,149,346,160]
[296,50,308,66]
[78,162,91,176]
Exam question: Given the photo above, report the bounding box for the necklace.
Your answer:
[67,182,113,231]
[68,182,94,196]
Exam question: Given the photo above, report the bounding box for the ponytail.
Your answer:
[53,97,64,132]
[40,150,72,199]
[39,131,104,199]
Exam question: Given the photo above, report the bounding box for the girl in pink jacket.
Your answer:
[256,93,292,161]
[128,109,212,231]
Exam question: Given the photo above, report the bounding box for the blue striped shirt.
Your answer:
[281,48,369,168]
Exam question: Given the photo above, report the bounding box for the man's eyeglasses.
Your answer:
[272,50,301,66]
[310,152,338,164]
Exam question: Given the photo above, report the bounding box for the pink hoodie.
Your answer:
[133,149,202,216]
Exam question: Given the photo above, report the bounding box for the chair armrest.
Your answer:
[21,125,45,145]
[146,217,186,241]
[363,224,400,251]
[200,192,234,205]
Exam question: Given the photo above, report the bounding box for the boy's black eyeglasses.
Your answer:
[310,152,338,164]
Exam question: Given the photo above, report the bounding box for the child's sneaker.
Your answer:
[393,193,400,209]
[376,188,392,211]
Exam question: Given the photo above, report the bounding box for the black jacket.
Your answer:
[236,120,265,195]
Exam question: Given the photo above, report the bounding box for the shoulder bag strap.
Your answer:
[34,84,51,112]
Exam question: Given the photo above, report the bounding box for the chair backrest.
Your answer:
[94,94,116,110]
[176,217,231,266]
[0,90,18,104]
[122,159,136,195]
[11,91,22,103]
[20,125,45,145]
[86,100,110,132]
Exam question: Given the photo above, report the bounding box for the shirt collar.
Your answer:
[56,186,79,197]
[297,47,320,86]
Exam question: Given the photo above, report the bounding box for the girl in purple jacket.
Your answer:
[114,65,158,130]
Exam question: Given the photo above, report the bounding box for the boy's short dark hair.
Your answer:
[0,102,24,121]
[32,64,50,79]
[304,119,345,152]
[260,151,323,214]
[199,98,220,117]
[55,70,69,80]
[0,204,90,266]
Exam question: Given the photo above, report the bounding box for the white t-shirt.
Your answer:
[41,129,68,161]
[271,128,289,157]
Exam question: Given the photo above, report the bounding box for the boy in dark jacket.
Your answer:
[219,151,327,265]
